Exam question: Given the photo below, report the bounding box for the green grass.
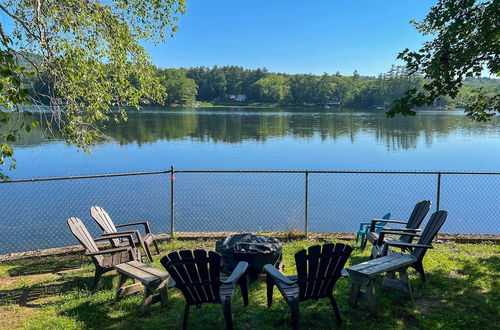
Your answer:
[0,238,498,329]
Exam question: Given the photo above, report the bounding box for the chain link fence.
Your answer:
[0,169,498,255]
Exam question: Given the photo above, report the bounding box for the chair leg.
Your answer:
[183,303,190,330]
[399,269,413,301]
[355,233,359,244]
[222,296,233,330]
[153,240,160,254]
[366,280,377,315]
[412,261,426,284]
[144,243,154,263]
[287,298,300,330]
[239,275,249,306]
[360,235,367,250]
[348,283,361,307]
[93,267,105,290]
[329,295,342,327]
[266,275,274,307]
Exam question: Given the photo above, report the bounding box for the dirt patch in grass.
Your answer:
[0,305,40,329]
[0,273,57,289]
[414,298,439,314]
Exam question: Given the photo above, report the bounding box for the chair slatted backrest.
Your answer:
[161,250,222,305]
[90,206,120,246]
[295,243,353,301]
[67,217,102,264]
[413,210,448,261]
[400,200,432,243]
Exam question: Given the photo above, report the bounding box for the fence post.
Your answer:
[304,171,309,238]
[436,172,441,211]
[170,165,175,238]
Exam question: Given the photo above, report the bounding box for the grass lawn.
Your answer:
[0,238,498,329]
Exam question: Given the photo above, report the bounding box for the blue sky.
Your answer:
[146,0,436,76]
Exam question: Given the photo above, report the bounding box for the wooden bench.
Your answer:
[346,253,416,315]
[114,260,170,316]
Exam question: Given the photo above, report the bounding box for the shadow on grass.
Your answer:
[1,241,497,329]
[0,273,114,308]
[7,255,88,277]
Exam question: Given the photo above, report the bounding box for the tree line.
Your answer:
[27,64,500,109]
[154,65,500,109]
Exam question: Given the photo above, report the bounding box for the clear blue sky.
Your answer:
[146,0,436,76]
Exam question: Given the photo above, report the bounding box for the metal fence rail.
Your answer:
[0,168,499,255]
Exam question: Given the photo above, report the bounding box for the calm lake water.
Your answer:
[8,107,500,177]
[1,108,499,253]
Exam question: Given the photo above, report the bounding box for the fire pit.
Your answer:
[216,233,282,280]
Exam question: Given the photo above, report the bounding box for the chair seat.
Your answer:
[372,244,409,258]
[101,249,140,268]
[371,237,412,258]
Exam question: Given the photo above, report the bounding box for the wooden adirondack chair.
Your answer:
[375,210,448,283]
[67,217,141,288]
[90,206,159,262]
[346,211,447,312]
[366,200,431,248]
[160,250,249,330]
[263,243,353,329]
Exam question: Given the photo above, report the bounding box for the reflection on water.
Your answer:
[4,107,500,177]
[13,108,499,150]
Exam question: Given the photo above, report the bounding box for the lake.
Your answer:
[1,108,499,254]
[8,107,500,177]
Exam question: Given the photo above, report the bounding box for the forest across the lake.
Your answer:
[24,61,500,110]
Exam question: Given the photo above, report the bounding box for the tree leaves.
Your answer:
[0,0,186,178]
[389,0,499,121]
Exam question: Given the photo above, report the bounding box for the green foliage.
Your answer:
[388,0,500,121]
[159,68,198,105]
[0,36,31,178]
[253,74,290,102]
[0,0,186,178]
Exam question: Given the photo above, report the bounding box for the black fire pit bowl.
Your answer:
[216,233,282,280]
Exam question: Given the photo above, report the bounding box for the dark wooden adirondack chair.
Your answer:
[376,210,448,283]
[160,250,249,330]
[90,206,159,262]
[264,243,353,329]
[367,200,431,249]
[67,217,141,288]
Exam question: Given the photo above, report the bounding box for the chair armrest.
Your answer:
[378,230,421,243]
[102,230,143,245]
[115,221,152,234]
[386,241,433,249]
[381,230,421,236]
[263,264,296,285]
[374,219,407,224]
[85,247,130,256]
[382,228,421,233]
[221,261,248,285]
[370,219,407,231]
[94,233,134,248]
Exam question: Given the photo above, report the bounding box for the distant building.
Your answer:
[235,94,247,102]
[326,96,341,106]
[224,94,247,102]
